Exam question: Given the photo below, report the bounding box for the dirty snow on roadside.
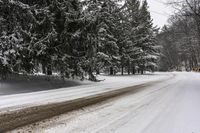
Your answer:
[10,72,200,133]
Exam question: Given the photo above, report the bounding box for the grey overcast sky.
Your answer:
[146,0,174,28]
[119,0,174,28]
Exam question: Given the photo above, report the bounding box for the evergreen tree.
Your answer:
[121,0,142,75]
[0,0,37,77]
[136,0,159,73]
[96,1,120,75]
[81,0,120,79]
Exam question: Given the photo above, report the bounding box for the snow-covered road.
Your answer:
[11,72,200,133]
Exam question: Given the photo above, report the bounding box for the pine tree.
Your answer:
[138,0,159,73]
[96,1,120,75]
[0,0,37,77]
[25,0,84,77]
[121,0,142,75]
[81,0,120,79]
[0,0,85,78]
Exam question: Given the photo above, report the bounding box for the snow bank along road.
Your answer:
[0,72,172,131]
[8,72,200,133]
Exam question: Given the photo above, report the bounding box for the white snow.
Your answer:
[10,72,200,133]
[0,72,170,112]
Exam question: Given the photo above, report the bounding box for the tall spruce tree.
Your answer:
[96,1,120,75]
[121,0,142,75]
[81,0,120,79]
[0,0,38,78]
[137,0,159,73]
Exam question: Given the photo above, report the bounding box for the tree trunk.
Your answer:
[42,63,46,74]
[138,69,140,74]
[127,66,130,75]
[141,69,144,75]
[88,67,96,81]
[89,73,96,81]
[140,66,144,75]
[110,67,114,75]
[47,65,52,75]
[0,66,8,80]
[96,70,100,75]
[121,66,124,75]
[132,67,135,75]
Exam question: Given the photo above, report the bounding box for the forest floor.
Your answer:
[6,72,200,133]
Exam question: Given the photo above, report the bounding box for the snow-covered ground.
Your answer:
[0,72,170,111]
[0,75,88,95]
[9,72,200,133]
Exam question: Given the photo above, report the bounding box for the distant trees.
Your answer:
[158,0,200,71]
[0,0,159,80]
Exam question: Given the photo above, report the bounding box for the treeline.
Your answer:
[0,0,159,81]
[158,0,200,71]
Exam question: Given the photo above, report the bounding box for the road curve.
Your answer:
[10,72,200,133]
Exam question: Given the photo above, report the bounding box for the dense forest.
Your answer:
[158,0,200,71]
[0,0,159,81]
